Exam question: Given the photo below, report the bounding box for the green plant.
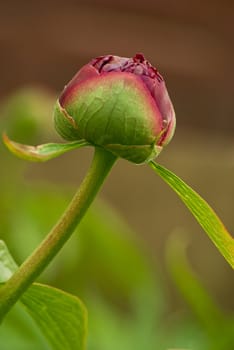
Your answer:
[0,54,233,349]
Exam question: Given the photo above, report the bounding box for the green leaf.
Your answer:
[0,302,50,350]
[21,284,88,350]
[0,240,18,283]
[149,161,234,268]
[3,133,90,162]
[0,240,88,350]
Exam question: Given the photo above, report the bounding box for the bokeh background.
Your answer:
[0,1,234,349]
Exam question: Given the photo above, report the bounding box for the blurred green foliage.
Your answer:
[0,87,56,143]
[0,88,233,349]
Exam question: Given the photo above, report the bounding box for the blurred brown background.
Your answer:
[0,0,234,311]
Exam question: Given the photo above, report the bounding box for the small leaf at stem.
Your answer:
[3,133,90,162]
[0,240,88,349]
[21,283,88,350]
[149,161,234,269]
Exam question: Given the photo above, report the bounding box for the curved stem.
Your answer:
[0,147,117,322]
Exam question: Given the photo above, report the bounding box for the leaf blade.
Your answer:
[0,240,18,283]
[21,283,88,350]
[149,161,234,268]
[3,133,90,162]
[0,240,88,350]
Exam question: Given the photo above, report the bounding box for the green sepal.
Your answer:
[106,143,162,164]
[149,161,234,268]
[3,133,90,162]
[54,74,160,164]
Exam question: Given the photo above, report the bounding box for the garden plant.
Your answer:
[0,53,233,349]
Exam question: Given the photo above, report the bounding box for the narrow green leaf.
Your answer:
[149,161,234,268]
[21,283,88,350]
[0,240,88,349]
[3,133,90,162]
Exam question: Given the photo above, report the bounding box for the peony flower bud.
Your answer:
[54,53,176,163]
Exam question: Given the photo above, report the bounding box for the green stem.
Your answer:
[0,147,117,322]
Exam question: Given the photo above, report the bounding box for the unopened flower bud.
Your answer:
[54,53,176,163]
